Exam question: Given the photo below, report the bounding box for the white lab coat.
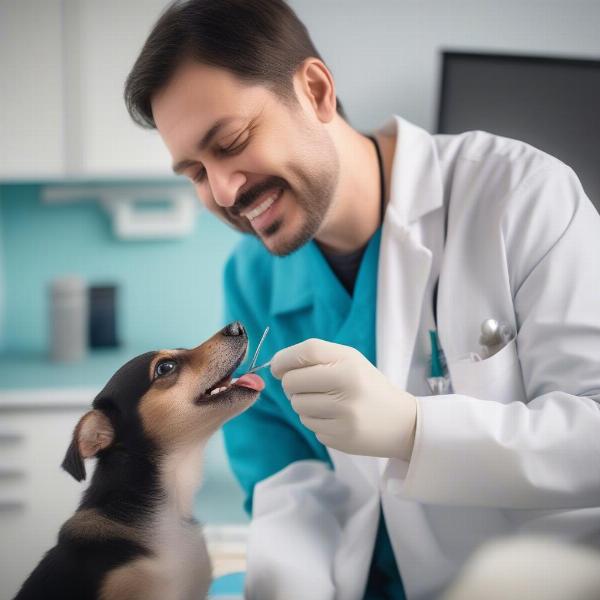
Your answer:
[245,117,600,600]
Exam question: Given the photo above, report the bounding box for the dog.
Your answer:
[15,321,264,600]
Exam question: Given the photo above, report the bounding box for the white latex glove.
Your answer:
[271,339,417,461]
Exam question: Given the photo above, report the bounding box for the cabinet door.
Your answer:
[0,408,88,600]
[70,0,174,177]
[0,0,66,179]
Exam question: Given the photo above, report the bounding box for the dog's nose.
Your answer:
[222,321,246,337]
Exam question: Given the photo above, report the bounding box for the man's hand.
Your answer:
[271,339,417,461]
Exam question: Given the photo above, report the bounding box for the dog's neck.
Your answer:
[159,440,206,522]
[79,438,206,530]
[79,447,162,524]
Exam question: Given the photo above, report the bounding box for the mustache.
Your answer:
[229,176,289,217]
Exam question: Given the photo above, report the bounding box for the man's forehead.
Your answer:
[152,62,266,155]
[154,62,259,125]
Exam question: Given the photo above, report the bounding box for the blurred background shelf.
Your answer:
[0,348,151,391]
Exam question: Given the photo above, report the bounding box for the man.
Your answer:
[124,1,600,598]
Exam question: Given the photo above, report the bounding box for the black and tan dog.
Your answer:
[15,321,264,600]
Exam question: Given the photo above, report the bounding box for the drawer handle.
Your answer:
[0,499,25,511]
[0,467,26,479]
[0,429,24,443]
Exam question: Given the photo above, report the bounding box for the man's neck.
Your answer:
[315,120,394,254]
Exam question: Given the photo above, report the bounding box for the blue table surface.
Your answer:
[210,572,245,597]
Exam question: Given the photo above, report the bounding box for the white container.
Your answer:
[49,276,88,362]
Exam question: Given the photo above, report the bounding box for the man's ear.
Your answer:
[61,410,115,482]
[295,58,337,123]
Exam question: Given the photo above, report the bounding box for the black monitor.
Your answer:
[437,51,600,211]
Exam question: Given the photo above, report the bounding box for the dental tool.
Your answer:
[230,326,272,383]
[248,360,272,374]
[250,326,270,370]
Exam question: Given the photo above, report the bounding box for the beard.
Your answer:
[211,134,340,257]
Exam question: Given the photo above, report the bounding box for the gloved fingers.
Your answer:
[299,415,339,437]
[271,338,353,379]
[314,433,346,450]
[281,364,344,396]
[290,393,339,419]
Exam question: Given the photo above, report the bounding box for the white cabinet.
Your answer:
[0,0,174,181]
[0,0,65,179]
[0,390,92,600]
[66,0,173,177]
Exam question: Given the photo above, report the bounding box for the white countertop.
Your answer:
[0,387,97,409]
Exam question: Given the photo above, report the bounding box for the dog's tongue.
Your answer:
[233,373,265,391]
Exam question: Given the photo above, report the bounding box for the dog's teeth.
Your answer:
[209,385,230,396]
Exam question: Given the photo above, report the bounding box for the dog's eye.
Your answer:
[154,360,177,379]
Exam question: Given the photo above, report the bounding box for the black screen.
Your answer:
[437,52,600,211]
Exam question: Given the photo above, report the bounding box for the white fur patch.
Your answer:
[146,441,212,599]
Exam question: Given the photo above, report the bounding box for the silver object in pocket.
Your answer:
[479,319,515,359]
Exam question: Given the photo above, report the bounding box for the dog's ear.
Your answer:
[61,410,115,481]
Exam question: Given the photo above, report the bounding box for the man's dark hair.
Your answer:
[124,0,346,128]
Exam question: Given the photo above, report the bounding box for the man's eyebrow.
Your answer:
[172,117,238,174]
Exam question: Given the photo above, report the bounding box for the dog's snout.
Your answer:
[222,321,245,337]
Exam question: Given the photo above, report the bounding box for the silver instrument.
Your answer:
[248,326,271,373]
[479,319,514,358]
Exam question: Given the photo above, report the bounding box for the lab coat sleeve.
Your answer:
[221,251,343,599]
[385,163,600,509]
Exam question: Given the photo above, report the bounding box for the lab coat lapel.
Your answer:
[377,216,433,390]
[376,116,442,389]
[375,117,443,480]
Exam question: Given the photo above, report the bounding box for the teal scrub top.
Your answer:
[223,229,405,600]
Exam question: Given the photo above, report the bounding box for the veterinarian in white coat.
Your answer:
[126,0,600,597]
[227,116,600,600]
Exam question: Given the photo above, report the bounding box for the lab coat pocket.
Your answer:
[448,338,527,404]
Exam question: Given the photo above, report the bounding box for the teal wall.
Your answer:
[0,188,5,351]
[0,183,249,523]
[0,183,242,354]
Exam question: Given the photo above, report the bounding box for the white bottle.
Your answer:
[49,276,88,362]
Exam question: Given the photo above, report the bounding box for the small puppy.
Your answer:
[15,321,264,600]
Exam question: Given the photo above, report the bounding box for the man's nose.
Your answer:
[208,168,247,208]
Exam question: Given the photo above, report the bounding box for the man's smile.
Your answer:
[240,188,285,232]
[241,187,284,219]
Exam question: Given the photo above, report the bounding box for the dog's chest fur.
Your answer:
[100,445,212,600]
[100,510,211,600]
[151,510,211,599]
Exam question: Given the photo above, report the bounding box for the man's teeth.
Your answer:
[209,386,229,396]
[244,191,279,221]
